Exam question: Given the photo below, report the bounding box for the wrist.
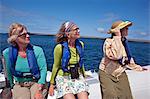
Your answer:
[50,84,54,88]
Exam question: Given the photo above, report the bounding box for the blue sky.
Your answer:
[0,0,149,40]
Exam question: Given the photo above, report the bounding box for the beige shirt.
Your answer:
[99,36,143,77]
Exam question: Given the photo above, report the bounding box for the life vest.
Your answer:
[122,37,131,61]
[61,39,84,72]
[9,44,40,79]
[119,37,131,65]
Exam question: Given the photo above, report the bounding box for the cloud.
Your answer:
[129,31,150,40]
[132,31,149,36]
[96,13,120,34]
[0,5,30,17]
[138,32,148,36]
[0,5,32,32]
[98,13,120,23]
[97,12,149,39]
[0,5,60,34]
[96,27,107,33]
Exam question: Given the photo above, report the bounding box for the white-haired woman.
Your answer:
[49,21,89,99]
[2,23,47,99]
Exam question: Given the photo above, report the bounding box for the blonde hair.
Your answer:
[7,23,27,46]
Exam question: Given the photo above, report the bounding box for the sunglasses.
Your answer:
[18,32,30,38]
[69,28,80,32]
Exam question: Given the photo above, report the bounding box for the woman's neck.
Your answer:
[68,39,75,48]
[18,44,27,52]
[18,44,27,58]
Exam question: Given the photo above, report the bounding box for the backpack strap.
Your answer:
[61,42,70,72]
[9,46,23,77]
[75,39,84,68]
[26,44,40,79]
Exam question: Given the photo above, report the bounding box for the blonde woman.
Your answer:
[2,23,47,99]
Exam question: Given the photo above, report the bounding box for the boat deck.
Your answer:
[1,66,150,99]
[47,66,150,99]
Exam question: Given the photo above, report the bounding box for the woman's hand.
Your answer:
[142,67,148,71]
[113,28,121,36]
[34,90,43,99]
[49,84,55,96]
[34,84,44,99]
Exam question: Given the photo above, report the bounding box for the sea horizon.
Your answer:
[1,32,150,43]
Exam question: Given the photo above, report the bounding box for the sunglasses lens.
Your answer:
[18,32,30,38]
[27,32,30,35]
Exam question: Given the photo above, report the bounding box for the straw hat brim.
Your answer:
[117,21,132,29]
[108,21,132,34]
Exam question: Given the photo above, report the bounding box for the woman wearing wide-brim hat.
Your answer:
[98,20,147,99]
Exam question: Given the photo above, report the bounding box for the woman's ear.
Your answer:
[65,32,70,37]
[67,33,70,37]
[67,33,72,39]
[63,32,69,38]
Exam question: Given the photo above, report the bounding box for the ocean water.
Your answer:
[0,33,150,72]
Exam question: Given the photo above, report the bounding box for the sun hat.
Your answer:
[107,20,132,34]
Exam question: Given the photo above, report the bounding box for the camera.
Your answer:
[70,64,79,79]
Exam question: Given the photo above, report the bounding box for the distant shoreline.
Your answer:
[29,33,150,43]
[1,32,150,43]
[81,36,150,43]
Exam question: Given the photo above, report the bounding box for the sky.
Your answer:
[0,0,150,40]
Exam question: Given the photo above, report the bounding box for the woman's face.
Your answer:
[121,27,128,37]
[67,25,80,40]
[16,29,30,45]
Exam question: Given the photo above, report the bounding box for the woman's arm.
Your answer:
[127,58,145,71]
[50,44,62,84]
[2,49,14,88]
[104,36,126,60]
[49,44,62,96]
[35,46,47,85]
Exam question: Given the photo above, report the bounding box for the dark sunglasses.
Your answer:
[72,28,79,31]
[18,32,30,38]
